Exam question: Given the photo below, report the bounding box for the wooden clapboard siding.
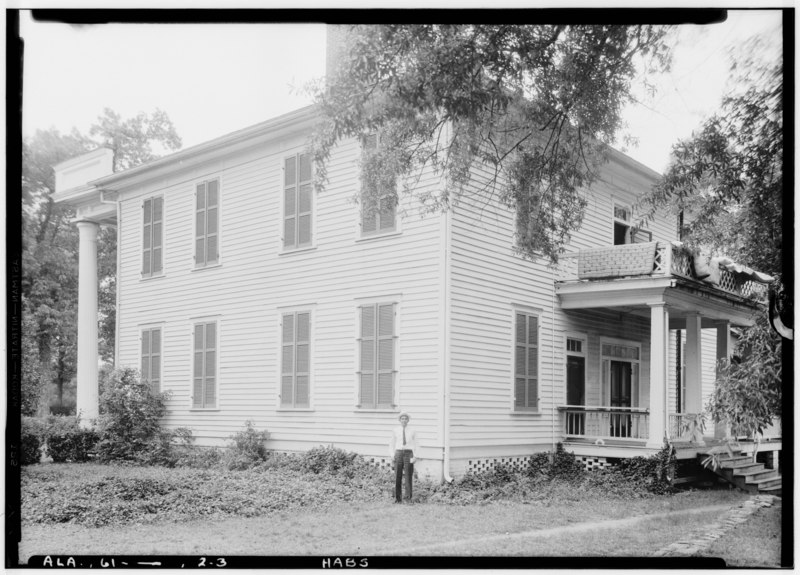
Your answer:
[448,151,671,452]
[117,120,444,455]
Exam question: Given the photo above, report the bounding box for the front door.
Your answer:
[566,356,585,434]
[609,360,632,437]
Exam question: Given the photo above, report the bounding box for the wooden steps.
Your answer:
[700,453,782,497]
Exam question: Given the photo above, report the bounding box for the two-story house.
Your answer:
[52,97,778,483]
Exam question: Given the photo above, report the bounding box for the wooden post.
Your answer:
[76,220,100,427]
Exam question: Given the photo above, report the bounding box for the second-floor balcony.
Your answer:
[555,242,770,329]
[557,241,769,301]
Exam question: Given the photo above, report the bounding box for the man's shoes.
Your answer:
[394,499,402,504]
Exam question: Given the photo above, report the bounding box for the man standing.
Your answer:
[389,412,418,503]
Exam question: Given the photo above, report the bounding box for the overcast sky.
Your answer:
[19,10,783,173]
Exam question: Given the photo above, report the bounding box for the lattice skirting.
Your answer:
[466,456,531,474]
[579,456,612,471]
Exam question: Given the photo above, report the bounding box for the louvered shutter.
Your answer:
[206,180,219,264]
[204,322,216,407]
[284,156,297,248]
[295,312,310,407]
[281,313,294,407]
[527,316,538,409]
[377,304,395,408]
[359,305,376,408]
[152,197,163,273]
[514,314,526,409]
[195,183,206,265]
[601,359,609,405]
[514,313,538,410]
[141,329,151,384]
[151,328,161,393]
[143,199,152,275]
[193,324,205,407]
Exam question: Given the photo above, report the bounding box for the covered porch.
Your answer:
[555,241,774,456]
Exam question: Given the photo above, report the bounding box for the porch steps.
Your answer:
[700,453,782,497]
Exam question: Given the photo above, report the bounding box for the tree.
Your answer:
[311,24,672,263]
[638,40,784,443]
[22,110,182,413]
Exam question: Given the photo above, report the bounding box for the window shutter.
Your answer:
[377,304,395,408]
[602,359,609,405]
[206,181,219,264]
[528,316,538,409]
[631,363,640,408]
[193,324,204,407]
[281,314,294,407]
[195,183,207,264]
[295,312,310,407]
[514,313,538,410]
[151,328,161,393]
[141,329,151,383]
[284,157,297,248]
[204,322,216,407]
[152,197,163,273]
[143,199,152,275]
[359,305,376,408]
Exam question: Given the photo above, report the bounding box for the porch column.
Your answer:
[714,321,732,439]
[684,313,703,414]
[76,220,100,427]
[647,303,669,448]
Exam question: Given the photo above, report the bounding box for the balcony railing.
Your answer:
[556,242,768,300]
[559,406,649,440]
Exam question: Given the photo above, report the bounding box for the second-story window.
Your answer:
[360,134,397,236]
[284,153,313,249]
[142,197,163,276]
[614,202,652,245]
[195,179,219,267]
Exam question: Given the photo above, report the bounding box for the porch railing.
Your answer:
[668,413,700,440]
[556,242,767,300]
[559,406,649,440]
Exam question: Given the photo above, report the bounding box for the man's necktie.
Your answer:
[403,428,406,447]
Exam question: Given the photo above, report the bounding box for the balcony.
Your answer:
[556,241,768,301]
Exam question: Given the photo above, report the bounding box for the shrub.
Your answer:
[95,367,171,463]
[222,421,270,470]
[21,418,43,465]
[549,443,586,481]
[611,443,676,495]
[299,445,367,477]
[44,416,98,463]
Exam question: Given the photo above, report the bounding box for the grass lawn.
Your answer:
[699,499,783,567]
[18,462,755,562]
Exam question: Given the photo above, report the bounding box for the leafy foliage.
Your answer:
[299,445,366,477]
[312,25,672,262]
[21,418,43,466]
[610,444,676,495]
[95,367,171,463]
[43,417,99,463]
[222,421,270,470]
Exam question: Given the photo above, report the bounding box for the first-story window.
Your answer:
[141,327,161,392]
[358,303,396,409]
[514,312,539,411]
[192,321,217,408]
[280,311,311,408]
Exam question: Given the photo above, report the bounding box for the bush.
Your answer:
[44,416,98,463]
[525,443,585,481]
[21,418,43,465]
[222,421,270,470]
[610,443,676,495]
[299,445,368,478]
[95,367,171,463]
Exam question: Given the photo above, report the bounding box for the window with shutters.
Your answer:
[280,311,311,409]
[142,197,164,277]
[283,152,313,250]
[360,134,397,237]
[195,179,220,267]
[140,327,161,393]
[514,312,539,412]
[357,303,396,409]
[192,321,217,409]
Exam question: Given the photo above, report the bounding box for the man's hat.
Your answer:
[399,412,410,420]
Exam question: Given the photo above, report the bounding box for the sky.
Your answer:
[19,10,783,174]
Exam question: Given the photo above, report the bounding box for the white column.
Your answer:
[684,313,703,414]
[714,321,732,439]
[647,303,668,448]
[76,221,100,427]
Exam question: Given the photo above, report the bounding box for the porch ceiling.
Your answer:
[556,276,761,327]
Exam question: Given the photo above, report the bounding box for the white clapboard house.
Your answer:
[53,36,780,481]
